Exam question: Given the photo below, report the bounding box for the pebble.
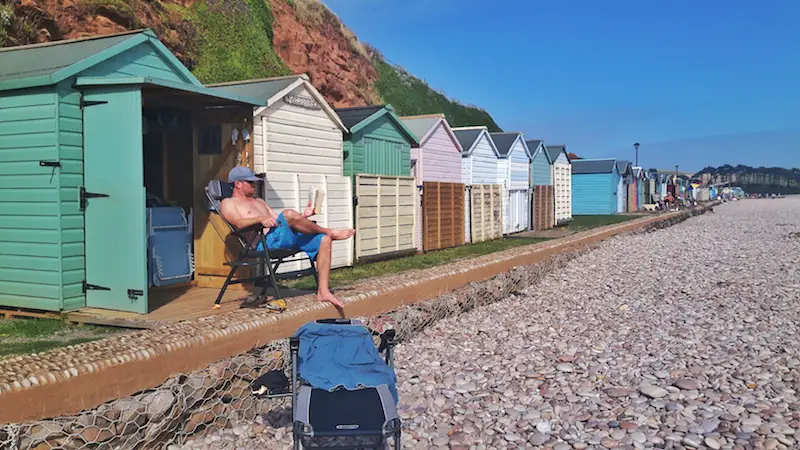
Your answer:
[674,378,700,390]
[556,363,574,373]
[683,434,704,448]
[639,384,669,399]
[172,200,800,450]
[605,387,633,398]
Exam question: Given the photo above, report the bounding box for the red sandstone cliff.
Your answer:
[3,0,378,107]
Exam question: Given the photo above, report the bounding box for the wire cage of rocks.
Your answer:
[0,339,290,450]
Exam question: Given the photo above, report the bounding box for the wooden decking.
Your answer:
[66,284,317,329]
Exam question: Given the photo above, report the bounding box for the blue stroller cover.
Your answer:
[295,321,399,404]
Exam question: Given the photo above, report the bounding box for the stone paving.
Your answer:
[178,198,800,449]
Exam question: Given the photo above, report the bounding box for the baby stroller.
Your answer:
[255,319,401,449]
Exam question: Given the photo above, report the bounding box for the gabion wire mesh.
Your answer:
[0,340,289,450]
[0,208,713,450]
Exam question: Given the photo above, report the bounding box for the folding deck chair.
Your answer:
[252,318,401,449]
[205,180,319,309]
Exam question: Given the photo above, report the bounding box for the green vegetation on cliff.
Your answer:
[182,0,290,83]
[373,58,502,131]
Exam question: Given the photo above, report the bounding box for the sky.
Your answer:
[322,0,800,172]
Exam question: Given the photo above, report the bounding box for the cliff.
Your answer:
[1,0,501,130]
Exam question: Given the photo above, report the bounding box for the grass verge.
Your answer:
[566,214,640,233]
[0,318,121,359]
[285,236,550,290]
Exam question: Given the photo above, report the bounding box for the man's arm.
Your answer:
[219,199,270,230]
[259,198,280,220]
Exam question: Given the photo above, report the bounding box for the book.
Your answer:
[308,187,325,215]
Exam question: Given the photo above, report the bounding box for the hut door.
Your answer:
[82,87,148,313]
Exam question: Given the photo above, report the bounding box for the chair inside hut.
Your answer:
[139,87,257,314]
[80,82,257,317]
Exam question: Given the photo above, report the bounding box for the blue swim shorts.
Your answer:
[256,212,324,261]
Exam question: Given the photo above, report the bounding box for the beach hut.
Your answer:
[0,30,262,313]
[659,173,670,198]
[645,170,657,204]
[490,132,532,234]
[616,160,633,213]
[631,166,642,211]
[453,126,503,243]
[334,105,419,261]
[400,114,465,252]
[634,167,645,210]
[207,75,354,272]
[547,145,573,226]
[527,140,554,231]
[571,159,621,215]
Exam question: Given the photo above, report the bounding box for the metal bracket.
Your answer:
[83,281,110,293]
[80,98,108,110]
[80,186,109,211]
[39,161,61,168]
[127,289,144,300]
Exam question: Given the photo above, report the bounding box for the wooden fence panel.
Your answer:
[469,184,503,243]
[422,182,465,251]
[532,185,554,231]
[355,174,417,260]
[262,172,354,272]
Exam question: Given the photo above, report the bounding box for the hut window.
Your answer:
[199,125,222,155]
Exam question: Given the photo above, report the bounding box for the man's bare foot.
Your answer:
[328,229,356,241]
[317,291,344,308]
[303,201,314,218]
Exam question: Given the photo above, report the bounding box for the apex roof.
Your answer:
[572,158,617,174]
[490,132,523,157]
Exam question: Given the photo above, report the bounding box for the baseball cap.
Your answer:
[228,166,262,183]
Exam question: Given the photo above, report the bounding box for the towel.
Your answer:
[295,321,398,404]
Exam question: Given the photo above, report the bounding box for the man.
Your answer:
[219,166,355,308]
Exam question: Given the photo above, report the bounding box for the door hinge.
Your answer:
[128,289,144,300]
[353,195,359,206]
[80,186,109,211]
[39,160,61,168]
[83,281,111,293]
[80,98,108,110]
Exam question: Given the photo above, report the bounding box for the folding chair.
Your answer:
[252,318,401,449]
[205,180,319,309]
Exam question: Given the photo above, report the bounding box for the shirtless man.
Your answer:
[219,166,355,308]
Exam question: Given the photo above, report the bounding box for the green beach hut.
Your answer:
[333,105,420,261]
[334,105,419,177]
[0,30,261,314]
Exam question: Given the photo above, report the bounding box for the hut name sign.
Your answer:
[283,94,321,110]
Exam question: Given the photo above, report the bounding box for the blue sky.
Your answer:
[323,0,800,172]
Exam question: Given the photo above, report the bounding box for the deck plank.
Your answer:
[66,284,317,329]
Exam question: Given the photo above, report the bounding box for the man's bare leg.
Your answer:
[314,235,343,308]
[283,210,355,240]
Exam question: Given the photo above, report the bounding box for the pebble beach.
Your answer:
[179,197,800,449]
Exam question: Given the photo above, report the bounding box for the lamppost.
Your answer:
[633,142,640,167]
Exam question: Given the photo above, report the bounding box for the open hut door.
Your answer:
[193,107,254,288]
[82,87,148,313]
